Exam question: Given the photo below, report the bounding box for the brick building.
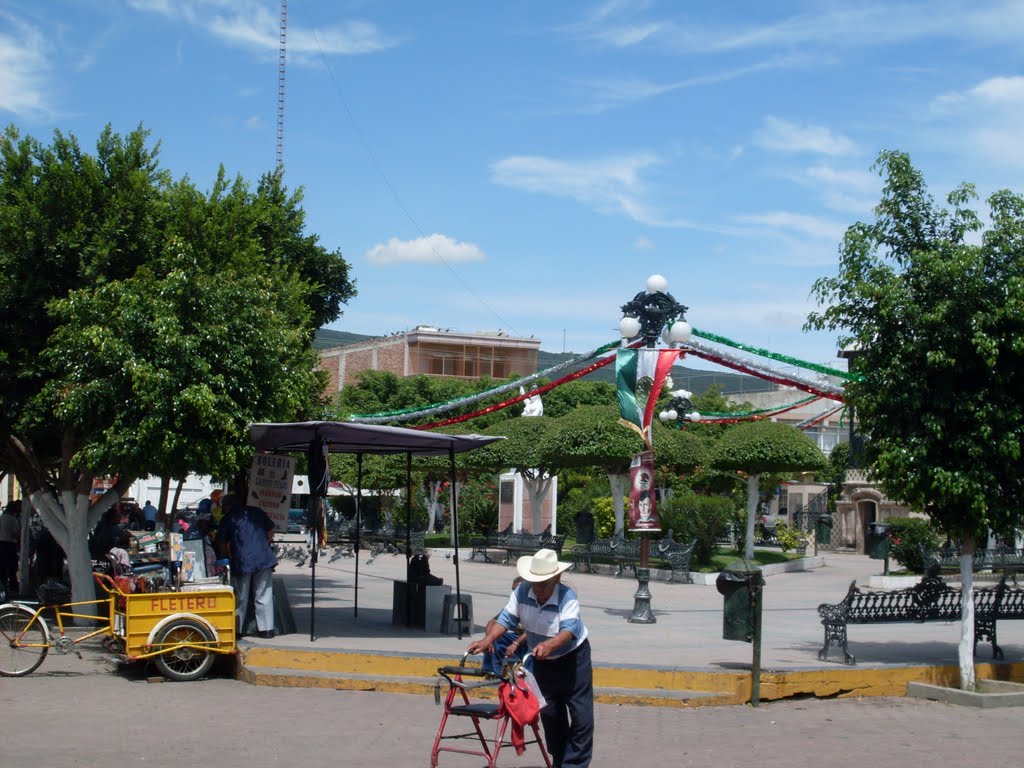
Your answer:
[316,325,541,397]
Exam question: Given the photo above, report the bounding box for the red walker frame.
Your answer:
[430,655,552,768]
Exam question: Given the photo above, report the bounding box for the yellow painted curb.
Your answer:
[238,646,1024,708]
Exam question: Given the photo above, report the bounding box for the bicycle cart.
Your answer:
[0,571,236,681]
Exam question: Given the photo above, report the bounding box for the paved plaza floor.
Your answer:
[3,651,1021,768]
[259,547,1024,670]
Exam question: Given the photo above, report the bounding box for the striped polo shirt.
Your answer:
[496,581,588,660]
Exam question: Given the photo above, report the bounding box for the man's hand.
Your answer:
[532,640,554,660]
[466,638,493,655]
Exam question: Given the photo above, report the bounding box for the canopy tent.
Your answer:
[248,421,504,641]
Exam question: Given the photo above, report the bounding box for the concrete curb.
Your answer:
[906,679,1024,708]
[237,644,1024,708]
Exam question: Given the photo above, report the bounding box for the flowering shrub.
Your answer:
[886,517,942,574]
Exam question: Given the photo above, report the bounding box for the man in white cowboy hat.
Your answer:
[468,548,594,767]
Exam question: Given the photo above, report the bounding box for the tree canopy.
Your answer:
[805,149,1024,688]
[0,124,355,603]
[807,150,1024,541]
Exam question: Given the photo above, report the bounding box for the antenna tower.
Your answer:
[276,0,287,168]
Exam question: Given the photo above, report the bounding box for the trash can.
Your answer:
[574,511,595,546]
[715,561,765,643]
[815,514,833,544]
[866,522,890,559]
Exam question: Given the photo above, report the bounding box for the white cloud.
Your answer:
[754,116,855,156]
[364,234,486,266]
[491,152,689,226]
[633,236,655,250]
[735,211,846,242]
[929,75,1024,169]
[0,13,51,117]
[244,115,261,128]
[577,54,806,113]
[573,2,1024,54]
[128,0,397,59]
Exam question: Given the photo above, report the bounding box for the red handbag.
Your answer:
[497,673,541,755]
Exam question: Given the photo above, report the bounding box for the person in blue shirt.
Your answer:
[481,576,530,676]
[468,548,594,768]
[217,494,278,639]
[141,500,158,531]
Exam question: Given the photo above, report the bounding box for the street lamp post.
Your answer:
[619,275,691,624]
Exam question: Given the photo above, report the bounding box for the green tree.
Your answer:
[708,421,826,560]
[544,405,645,535]
[462,416,559,533]
[0,125,354,605]
[806,151,1024,689]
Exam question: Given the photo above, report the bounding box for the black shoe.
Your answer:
[256,630,275,639]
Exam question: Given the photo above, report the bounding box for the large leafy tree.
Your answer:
[0,125,355,604]
[806,150,1024,689]
[708,420,826,560]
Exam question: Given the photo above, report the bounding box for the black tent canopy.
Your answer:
[248,421,504,640]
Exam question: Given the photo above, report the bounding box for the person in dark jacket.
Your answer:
[217,494,278,639]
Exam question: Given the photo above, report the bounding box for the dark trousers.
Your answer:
[532,638,593,768]
[0,541,19,595]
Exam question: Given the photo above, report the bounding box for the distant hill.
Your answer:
[313,329,375,349]
[314,329,768,396]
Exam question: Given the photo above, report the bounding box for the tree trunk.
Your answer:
[170,479,185,516]
[158,477,171,518]
[424,480,442,534]
[607,472,628,536]
[958,534,977,691]
[745,474,760,561]
[18,497,32,594]
[522,472,553,534]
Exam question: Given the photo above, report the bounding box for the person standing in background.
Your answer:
[217,494,278,639]
[0,500,22,597]
[142,500,158,531]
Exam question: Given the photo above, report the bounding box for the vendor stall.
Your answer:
[247,421,503,641]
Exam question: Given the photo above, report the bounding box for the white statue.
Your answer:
[520,386,543,417]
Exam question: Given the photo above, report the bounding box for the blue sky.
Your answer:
[3,1,1024,371]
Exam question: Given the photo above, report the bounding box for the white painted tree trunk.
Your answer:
[745,474,760,561]
[30,488,118,617]
[424,480,443,533]
[959,542,976,691]
[607,472,628,536]
[522,472,552,534]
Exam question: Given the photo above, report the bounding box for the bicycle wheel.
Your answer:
[152,618,216,682]
[0,605,49,677]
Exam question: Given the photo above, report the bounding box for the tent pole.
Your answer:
[405,452,413,627]
[450,446,462,640]
[355,452,363,620]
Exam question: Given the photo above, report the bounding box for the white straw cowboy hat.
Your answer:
[517,548,572,583]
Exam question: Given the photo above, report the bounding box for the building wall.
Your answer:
[317,326,540,399]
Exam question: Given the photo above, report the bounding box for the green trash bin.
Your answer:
[815,514,833,544]
[866,522,891,559]
[715,561,765,643]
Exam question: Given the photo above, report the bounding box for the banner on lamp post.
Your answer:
[628,450,660,532]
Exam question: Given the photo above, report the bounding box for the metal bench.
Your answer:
[652,532,697,584]
[817,567,1024,664]
[469,524,512,563]
[572,535,640,577]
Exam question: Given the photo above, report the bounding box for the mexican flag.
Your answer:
[616,347,679,446]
